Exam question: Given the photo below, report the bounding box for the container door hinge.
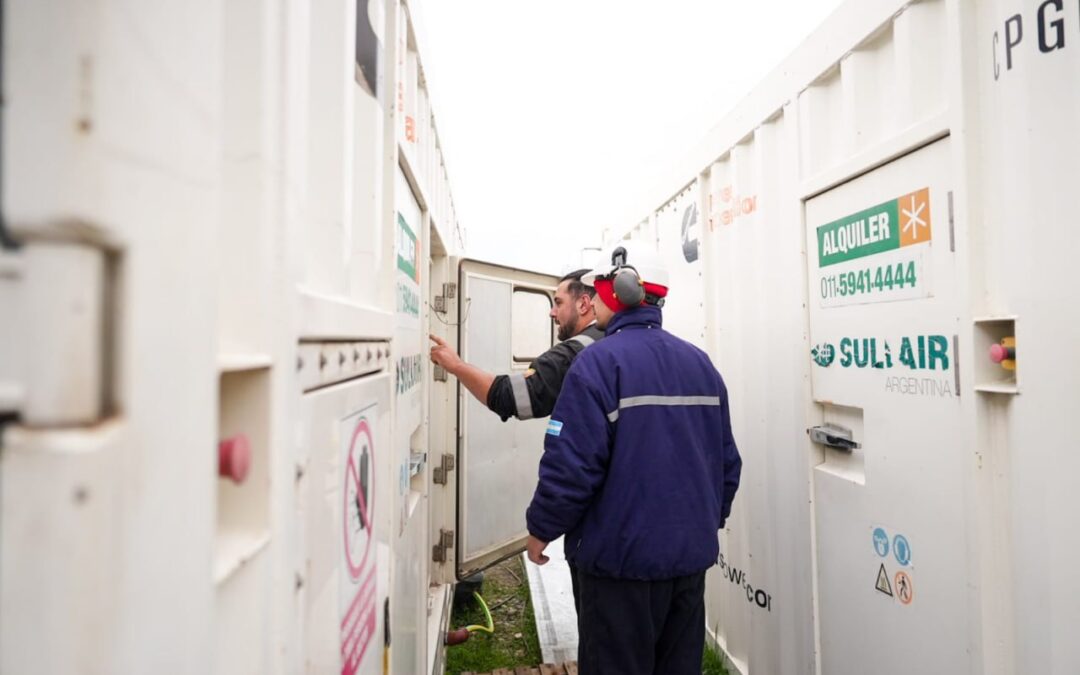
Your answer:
[432,453,456,485]
[433,283,456,314]
[433,364,448,382]
[432,529,455,563]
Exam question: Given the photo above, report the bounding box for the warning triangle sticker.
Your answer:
[876,563,893,597]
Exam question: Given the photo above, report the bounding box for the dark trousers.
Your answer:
[576,569,706,675]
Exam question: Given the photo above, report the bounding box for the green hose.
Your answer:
[465,592,494,634]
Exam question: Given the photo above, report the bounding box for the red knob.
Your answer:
[219,434,252,483]
[989,343,1015,364]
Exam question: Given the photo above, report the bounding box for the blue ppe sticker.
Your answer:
[893,534,911,566]
[873,527,890,558]
[546,420,564,437]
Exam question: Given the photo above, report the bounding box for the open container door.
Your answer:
[454,259,559,580]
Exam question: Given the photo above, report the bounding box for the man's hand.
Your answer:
[526,535,549,565]
[429,334,464,373]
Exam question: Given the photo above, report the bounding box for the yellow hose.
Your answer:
[465,592,494,634]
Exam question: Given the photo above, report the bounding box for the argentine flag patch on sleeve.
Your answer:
[546,420,564,437]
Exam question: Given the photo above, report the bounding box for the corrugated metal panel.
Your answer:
[613,1,1080,673]
[703,110,813,675]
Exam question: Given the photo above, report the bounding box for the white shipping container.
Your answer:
[0,1,558,674]
[610,1,1080,674]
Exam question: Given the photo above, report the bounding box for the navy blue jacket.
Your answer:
[525,305,742,580]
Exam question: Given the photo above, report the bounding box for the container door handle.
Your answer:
[808,424,860,451]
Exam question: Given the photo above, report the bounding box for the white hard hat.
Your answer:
[583,241,669,309]
[582,241,669,288]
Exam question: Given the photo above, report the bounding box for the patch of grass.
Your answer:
[444,556,543,675]
[445,557,730,675]
[702,641,730,675]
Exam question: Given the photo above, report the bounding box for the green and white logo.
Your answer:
[396,213,419,283]
[811,343,836,367]
[810,335,950,371]
[817,189,931,267]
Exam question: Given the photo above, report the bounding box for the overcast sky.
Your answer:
[418,0,846,274]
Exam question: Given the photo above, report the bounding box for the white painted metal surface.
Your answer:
[14,242,106,426]
[0,1,472,674]
[656,186,707,351]
[610,1,1080,674]
[297,374,391,675]
[806,139,966,674]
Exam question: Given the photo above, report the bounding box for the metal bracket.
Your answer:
[432,453,456,484]
[444,282,457,299]
[432,529,455,563]
[433,365,448,382]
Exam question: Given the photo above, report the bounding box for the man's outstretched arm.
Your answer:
[429,334,495,404]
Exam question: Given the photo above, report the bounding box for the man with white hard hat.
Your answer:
[429,268,602,423]
[525,242,742,674]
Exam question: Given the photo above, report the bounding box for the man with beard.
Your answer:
[429,268,602,615]
[429,268,602,422]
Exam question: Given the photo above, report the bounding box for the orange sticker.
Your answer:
[894,571,914,605]
[898,188,932,247]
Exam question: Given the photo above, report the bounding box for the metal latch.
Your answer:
[433,365,448,382]
[808,423,860,451]
[432,529,455,563]
[432,453,456,485]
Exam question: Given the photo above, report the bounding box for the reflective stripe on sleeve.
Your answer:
[605,395,721,422]
[569,333,596,349]
[510,372,534,420]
